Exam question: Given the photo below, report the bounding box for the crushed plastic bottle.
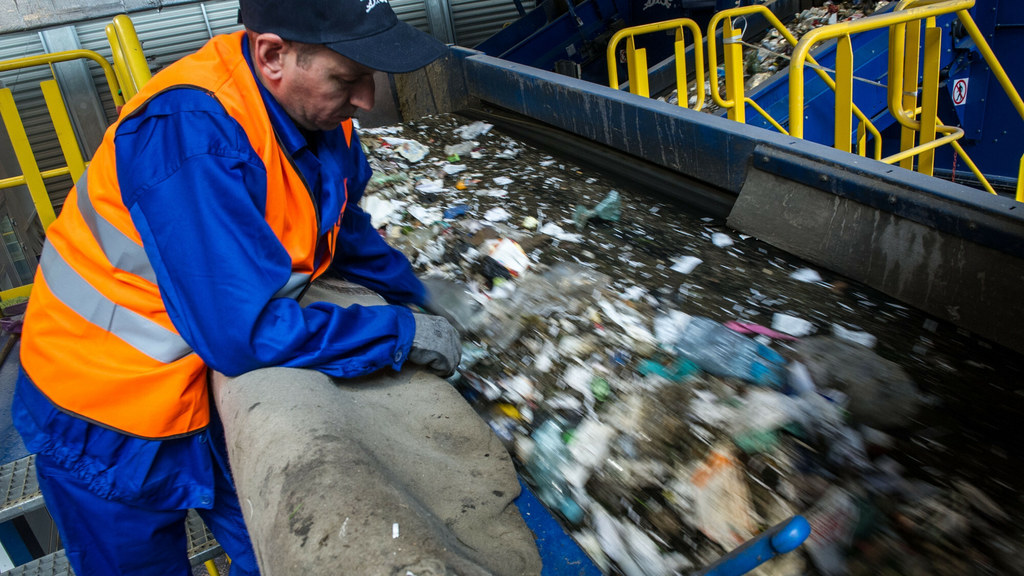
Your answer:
[525,419,585,524]
[573,190,621,230]
[669,316,786,388]
[420,276,486,335]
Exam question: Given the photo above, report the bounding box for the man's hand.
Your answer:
[408,313,462,377]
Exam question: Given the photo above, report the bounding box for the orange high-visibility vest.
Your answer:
[20,31,350,438]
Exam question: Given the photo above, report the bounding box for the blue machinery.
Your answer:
[475,0,1024,190]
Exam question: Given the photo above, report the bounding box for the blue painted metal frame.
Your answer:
[742,2,917,147]
[745,20,907,146]
[933,0,1024,184]
[692,516,810,576]
[513,479,602,576]
[450,47,1024,257]
[475,0,630,83]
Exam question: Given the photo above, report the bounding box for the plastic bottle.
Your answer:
[420,276,485,335]
[670,316,786,387]
[573,190,621,230]
[525,419,585,524]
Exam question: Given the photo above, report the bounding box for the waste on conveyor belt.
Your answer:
[356,114,1024,575]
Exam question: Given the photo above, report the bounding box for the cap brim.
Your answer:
[326,21,448,74]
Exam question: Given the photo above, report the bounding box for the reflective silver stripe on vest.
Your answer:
[76,171,159,284]
[39,241,193,363]
[274,272,312,300]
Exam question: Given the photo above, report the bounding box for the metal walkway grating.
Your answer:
[0,456,223,574]
[185,509,223,566]
[0,455,43,524]
[4,549,72,576]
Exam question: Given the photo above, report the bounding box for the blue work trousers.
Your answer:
[34,449,260,576]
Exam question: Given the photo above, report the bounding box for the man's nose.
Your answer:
[350,75,375,112]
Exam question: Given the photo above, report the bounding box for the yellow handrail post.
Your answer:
[707,6,793,116]
[690,25,706,111]
[723,18,745,123]
[918,25,942,176]
[112,14,151,98]
[834,35,854,153]
[606,19,705,109]
[674,28,690,107]
[789,39,807,138]
[673,27,695,109]
[0,89,58,229]
[626,36,649,98]
[900,21,922,171]
[105,23,132,101]
[40,80,86,184]
[1017,154,1023,202]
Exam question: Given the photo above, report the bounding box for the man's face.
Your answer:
[276,43,376,132]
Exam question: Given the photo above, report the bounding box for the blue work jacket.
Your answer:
[12,36,424,509]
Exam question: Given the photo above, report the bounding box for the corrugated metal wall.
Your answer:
[0,0,521,216]
[0,31,52,283]
[0,32,64,175]
[0,0,494,285]
[451,0,536,47]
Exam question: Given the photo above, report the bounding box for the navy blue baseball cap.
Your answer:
[239,0,448,73]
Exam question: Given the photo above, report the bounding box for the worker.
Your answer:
[10,0,459,573]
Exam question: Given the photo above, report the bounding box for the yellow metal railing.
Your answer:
[606,18,706,110]
[708,4,882,157]
[0,15,149,302]
[610,0,1023,197]
[106,14,152,102]
[884,0,1024,196]
[790,0,1022,195]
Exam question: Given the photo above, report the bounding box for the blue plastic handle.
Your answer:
[692,515,812,576]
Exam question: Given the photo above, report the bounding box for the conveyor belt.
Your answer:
[459,106,737,217]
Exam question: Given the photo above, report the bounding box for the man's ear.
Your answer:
[252,32,288,83]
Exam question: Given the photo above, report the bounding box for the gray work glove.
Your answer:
[408,313,462,378]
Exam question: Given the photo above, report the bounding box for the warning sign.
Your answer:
[952,78,969,106]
